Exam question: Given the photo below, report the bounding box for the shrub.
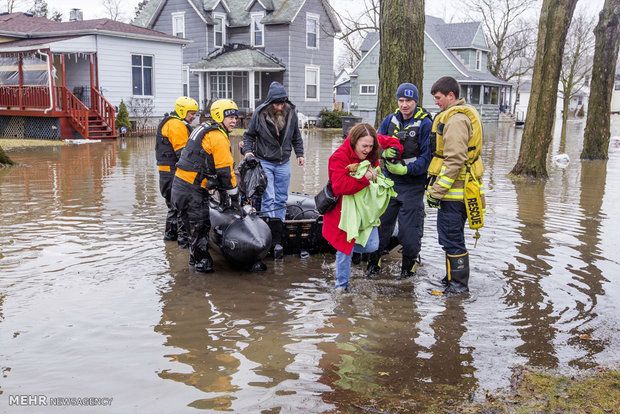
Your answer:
[577,105,585,117]
[319,108,351,128]
[116,100,132,132]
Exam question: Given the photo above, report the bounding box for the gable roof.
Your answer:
[191,44,285,71]
[0,12,188,45]
[356,16,508,85]
[134,0,340,31]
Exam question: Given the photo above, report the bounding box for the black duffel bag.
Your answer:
[314,181,340,215]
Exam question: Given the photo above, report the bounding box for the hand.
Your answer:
[381,147,399,159]
[230,193,246,216]
[364,168,378,182]
[297,157,305,166]
[426,192,441,209]
[386,161,407,175]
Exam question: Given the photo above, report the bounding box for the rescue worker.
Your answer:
[171,99,242,273]
[155,96,198,247]
[242,81,305,261]
[366,83,432,280]
[427,76,485,294]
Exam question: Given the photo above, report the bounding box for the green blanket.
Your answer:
[338,160,397,246]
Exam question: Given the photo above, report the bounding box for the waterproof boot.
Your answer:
[351,252,362,265]
[397,255,420,280]
[195,251,214,273]
[188,247,196,267]
[272,219,284,261]
[163,219,177,241]
[177,219,189,249]
[443,252,470,294]
[251,259,267,272]
[440,253,448,286]
[365,251,381,279]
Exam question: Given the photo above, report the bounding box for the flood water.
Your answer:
[1,117,620,412]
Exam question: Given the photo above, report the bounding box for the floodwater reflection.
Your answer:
[0,116,619,411]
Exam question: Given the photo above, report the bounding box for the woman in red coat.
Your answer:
[322,123,402,291]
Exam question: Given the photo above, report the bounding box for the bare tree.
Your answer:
[4,0,27,13]
[509,0,578,180]
[127,97,154,132]
[581,0,620,160]
[102,0,124,21]
[558,10,595,142]
[376,0,425,126]
[465,0,539,81]
[331,0,380,61]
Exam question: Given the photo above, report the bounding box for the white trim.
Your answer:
[191,66,285,72]
[306,12,319,49]
[185,0,209,24]
[213,12,227,49]
[212,0,231,13]
[251,12,265,47]
[475,50,482,71]
[131,53,155,96]
[305,64,320,101]
[172,12,185,38]
[182,64,190,95]
[359,84,376,95]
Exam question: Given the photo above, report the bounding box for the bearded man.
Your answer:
[243,81,305,260]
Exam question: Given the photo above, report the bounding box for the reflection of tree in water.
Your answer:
[154,253,324,411]
[564,160,608,368]
[317,292,476,411]
[504,181,559,368]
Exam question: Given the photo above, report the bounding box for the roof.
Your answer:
[0,35,85,52]
[0,12,188,45]
[134,0,340,31]
[191,44,285,71]
[356,16,508,86]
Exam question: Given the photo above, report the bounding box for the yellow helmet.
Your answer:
[174,96,198,119]
[210,99,239,123]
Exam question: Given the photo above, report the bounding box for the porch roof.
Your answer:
[191,47,285,72]
[0,36,84,53]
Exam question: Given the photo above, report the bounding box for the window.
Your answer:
[172,12,185,38]
[254,72,261,102]
[306,13,319,49]
[251,13,264,47]
[209,71,250,109]
[132,54,153,96]
[476,50,482,71]
[214,13,226,48]
[359,84,376,95]
[182,65,189,96]
[305,65,319,100]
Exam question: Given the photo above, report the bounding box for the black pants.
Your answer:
[159,169,188,243]
[171,177,211,263]
[377,181,425,258]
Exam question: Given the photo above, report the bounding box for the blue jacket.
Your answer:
[378,109,432,183]
[242,82,304,164]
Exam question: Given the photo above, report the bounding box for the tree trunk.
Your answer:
[0,144,15,166]
[509,0,578,179]
[560,95,570,143]
[581,0,620,160]
[376,0,425,128]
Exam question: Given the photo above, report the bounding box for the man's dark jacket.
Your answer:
[243,81,304,164]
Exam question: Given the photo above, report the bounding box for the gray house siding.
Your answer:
[286,0,335,116]
[472,27,487,48]
[151,0,207,102]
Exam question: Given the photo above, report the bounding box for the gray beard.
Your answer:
[268,107,287,133]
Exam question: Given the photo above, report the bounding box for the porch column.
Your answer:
[479,85,484,106]
[248,70,255,112]
[198,72,204,112]
[47,50,55,111]
[89,53,95,108]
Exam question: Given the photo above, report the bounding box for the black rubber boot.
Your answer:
[251,259,267,272]
[163,218,177,241]
[443,252,470,294]
[195,251,214,273]
[189,247,196,267]
[351,252,362,265]
[177,218,189,249]
[397,255,420,280]
[272,219,284,261]
[365,251,381,279]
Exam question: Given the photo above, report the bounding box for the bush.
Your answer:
[319,108,351,128]
[577,105,585,117]
[116,100,132,132]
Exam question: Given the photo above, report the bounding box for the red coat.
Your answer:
[322,134,403,254]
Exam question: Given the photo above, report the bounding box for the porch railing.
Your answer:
[55,86,89,138]
[91,87,115,133]
[0,85,51,109]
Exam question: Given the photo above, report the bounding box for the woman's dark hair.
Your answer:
[430,76,460,98]
[349,123,380,162]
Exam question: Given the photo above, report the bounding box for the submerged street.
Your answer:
[1,118,619,412]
